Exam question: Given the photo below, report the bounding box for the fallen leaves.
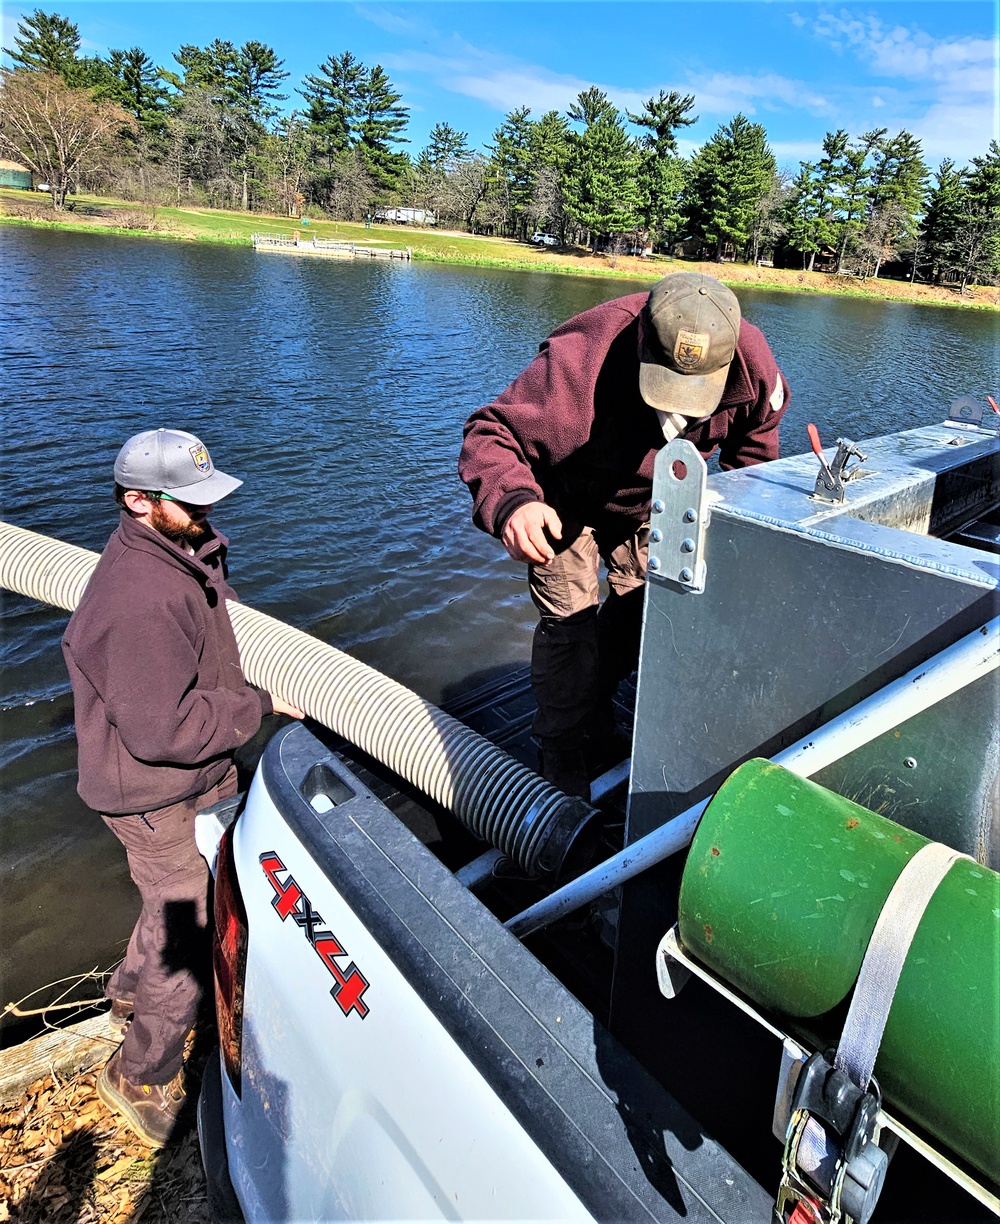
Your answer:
[0,1050,212,1223]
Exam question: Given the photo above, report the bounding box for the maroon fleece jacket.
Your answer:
[459,291,789,537]
[62,512,272,815]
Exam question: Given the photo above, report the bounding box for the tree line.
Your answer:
[2,8,998,287]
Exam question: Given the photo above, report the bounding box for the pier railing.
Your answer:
[252,232,298,248]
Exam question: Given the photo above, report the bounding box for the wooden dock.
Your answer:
[252,232,411,260]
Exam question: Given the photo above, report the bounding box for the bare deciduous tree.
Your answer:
[441,155,491,232]
[313,148,374,221]
[524,165,564,237]
[0,69,133,207]
[856,200,909,279]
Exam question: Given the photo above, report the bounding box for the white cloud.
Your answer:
[354,5,428,39]
[813,10,995,85]
[384,44,830,138]
[447,68,594,116]
[690,71,828,116]
[810,9,998,159]
[770,139,826,165]
[384,47,599,117]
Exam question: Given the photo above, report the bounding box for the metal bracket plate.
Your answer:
[648,439,710,593]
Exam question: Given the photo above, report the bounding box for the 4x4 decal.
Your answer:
[259,852,370,1018]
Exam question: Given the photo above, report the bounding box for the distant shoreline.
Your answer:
[3,193,997,312]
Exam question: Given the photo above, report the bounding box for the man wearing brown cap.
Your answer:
[459,273,789,798]
[62,429,303,1146]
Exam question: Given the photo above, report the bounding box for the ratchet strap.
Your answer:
[836,841,969,1090]
[778,840,970,1224]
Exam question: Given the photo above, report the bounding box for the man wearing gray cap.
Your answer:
[62,428,303,1147]
[459,273,790,798]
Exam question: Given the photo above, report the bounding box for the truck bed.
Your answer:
[210,719,771,1221]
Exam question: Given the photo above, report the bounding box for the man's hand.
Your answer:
[501,501,563,565]
[271,695,305,719]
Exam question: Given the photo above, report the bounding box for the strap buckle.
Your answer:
[774,841,966,1223]
[776,1050,886,1224]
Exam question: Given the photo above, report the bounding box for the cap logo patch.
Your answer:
[674,329,709,371]
[190,444,211,473]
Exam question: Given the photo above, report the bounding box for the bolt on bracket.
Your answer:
[648,439,710,594]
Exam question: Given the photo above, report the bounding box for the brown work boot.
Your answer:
[108,997,134,1038]
[97,1049,186,1148]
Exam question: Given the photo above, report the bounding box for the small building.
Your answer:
[0,159,33,190]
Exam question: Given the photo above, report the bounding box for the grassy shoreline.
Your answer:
[4,190,997,311]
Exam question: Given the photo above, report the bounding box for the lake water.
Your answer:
[1,225,997,1026]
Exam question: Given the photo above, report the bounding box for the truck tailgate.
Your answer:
[221,723,771,1222]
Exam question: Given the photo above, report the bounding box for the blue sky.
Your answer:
[2,1,997,169]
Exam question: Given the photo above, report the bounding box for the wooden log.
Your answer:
[0,1014,115,1104]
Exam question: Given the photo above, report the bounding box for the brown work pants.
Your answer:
[101,765,237,1086]
[528,524,647,754]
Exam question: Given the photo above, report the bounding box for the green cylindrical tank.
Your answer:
[678,759,1000,1183]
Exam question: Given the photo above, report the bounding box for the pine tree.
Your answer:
[3,9,80,78]
[563,90,642,251]
[784,162,836,270]
[627,91,696,248]
[229,42,288,209]
[165,40,240,96]
[419,122,469,172]
[354,63,409,192]
[684,114,776,260]
[98,48,169,135]
[954,142,1000,292]
[815,128,884,272]
[300,51,364,167]
[920,160,966,282]
[567,86,617,129]
[863,130,928,276]
[488,106,535,237]
[530,110,571,171]
[160,38,286,210]
[526,111,571,238]
[413,123,469,218]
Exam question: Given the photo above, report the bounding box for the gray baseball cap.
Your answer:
[639,273,741,418]
[114,429,242,505]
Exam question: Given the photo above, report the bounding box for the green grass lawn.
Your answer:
[3,188,995,307]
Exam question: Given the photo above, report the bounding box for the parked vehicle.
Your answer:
[2,407,995,1224]
[193,408,1000,1224]
[531,232,559,246]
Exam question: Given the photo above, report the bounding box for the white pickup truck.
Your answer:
[194,420,1000,1224]
[195,720,773,1222]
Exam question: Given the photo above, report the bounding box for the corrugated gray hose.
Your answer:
[0,521,597,879]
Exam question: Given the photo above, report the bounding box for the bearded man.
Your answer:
[62,428,302,1147]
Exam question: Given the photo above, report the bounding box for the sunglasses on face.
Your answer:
[152,492,206,513]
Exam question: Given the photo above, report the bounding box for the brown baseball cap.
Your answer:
[639,273,741,417]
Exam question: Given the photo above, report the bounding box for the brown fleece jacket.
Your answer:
[459,291,789,538]
[62,512,271,815]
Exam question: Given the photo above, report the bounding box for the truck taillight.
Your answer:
[213,826,248,1098]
